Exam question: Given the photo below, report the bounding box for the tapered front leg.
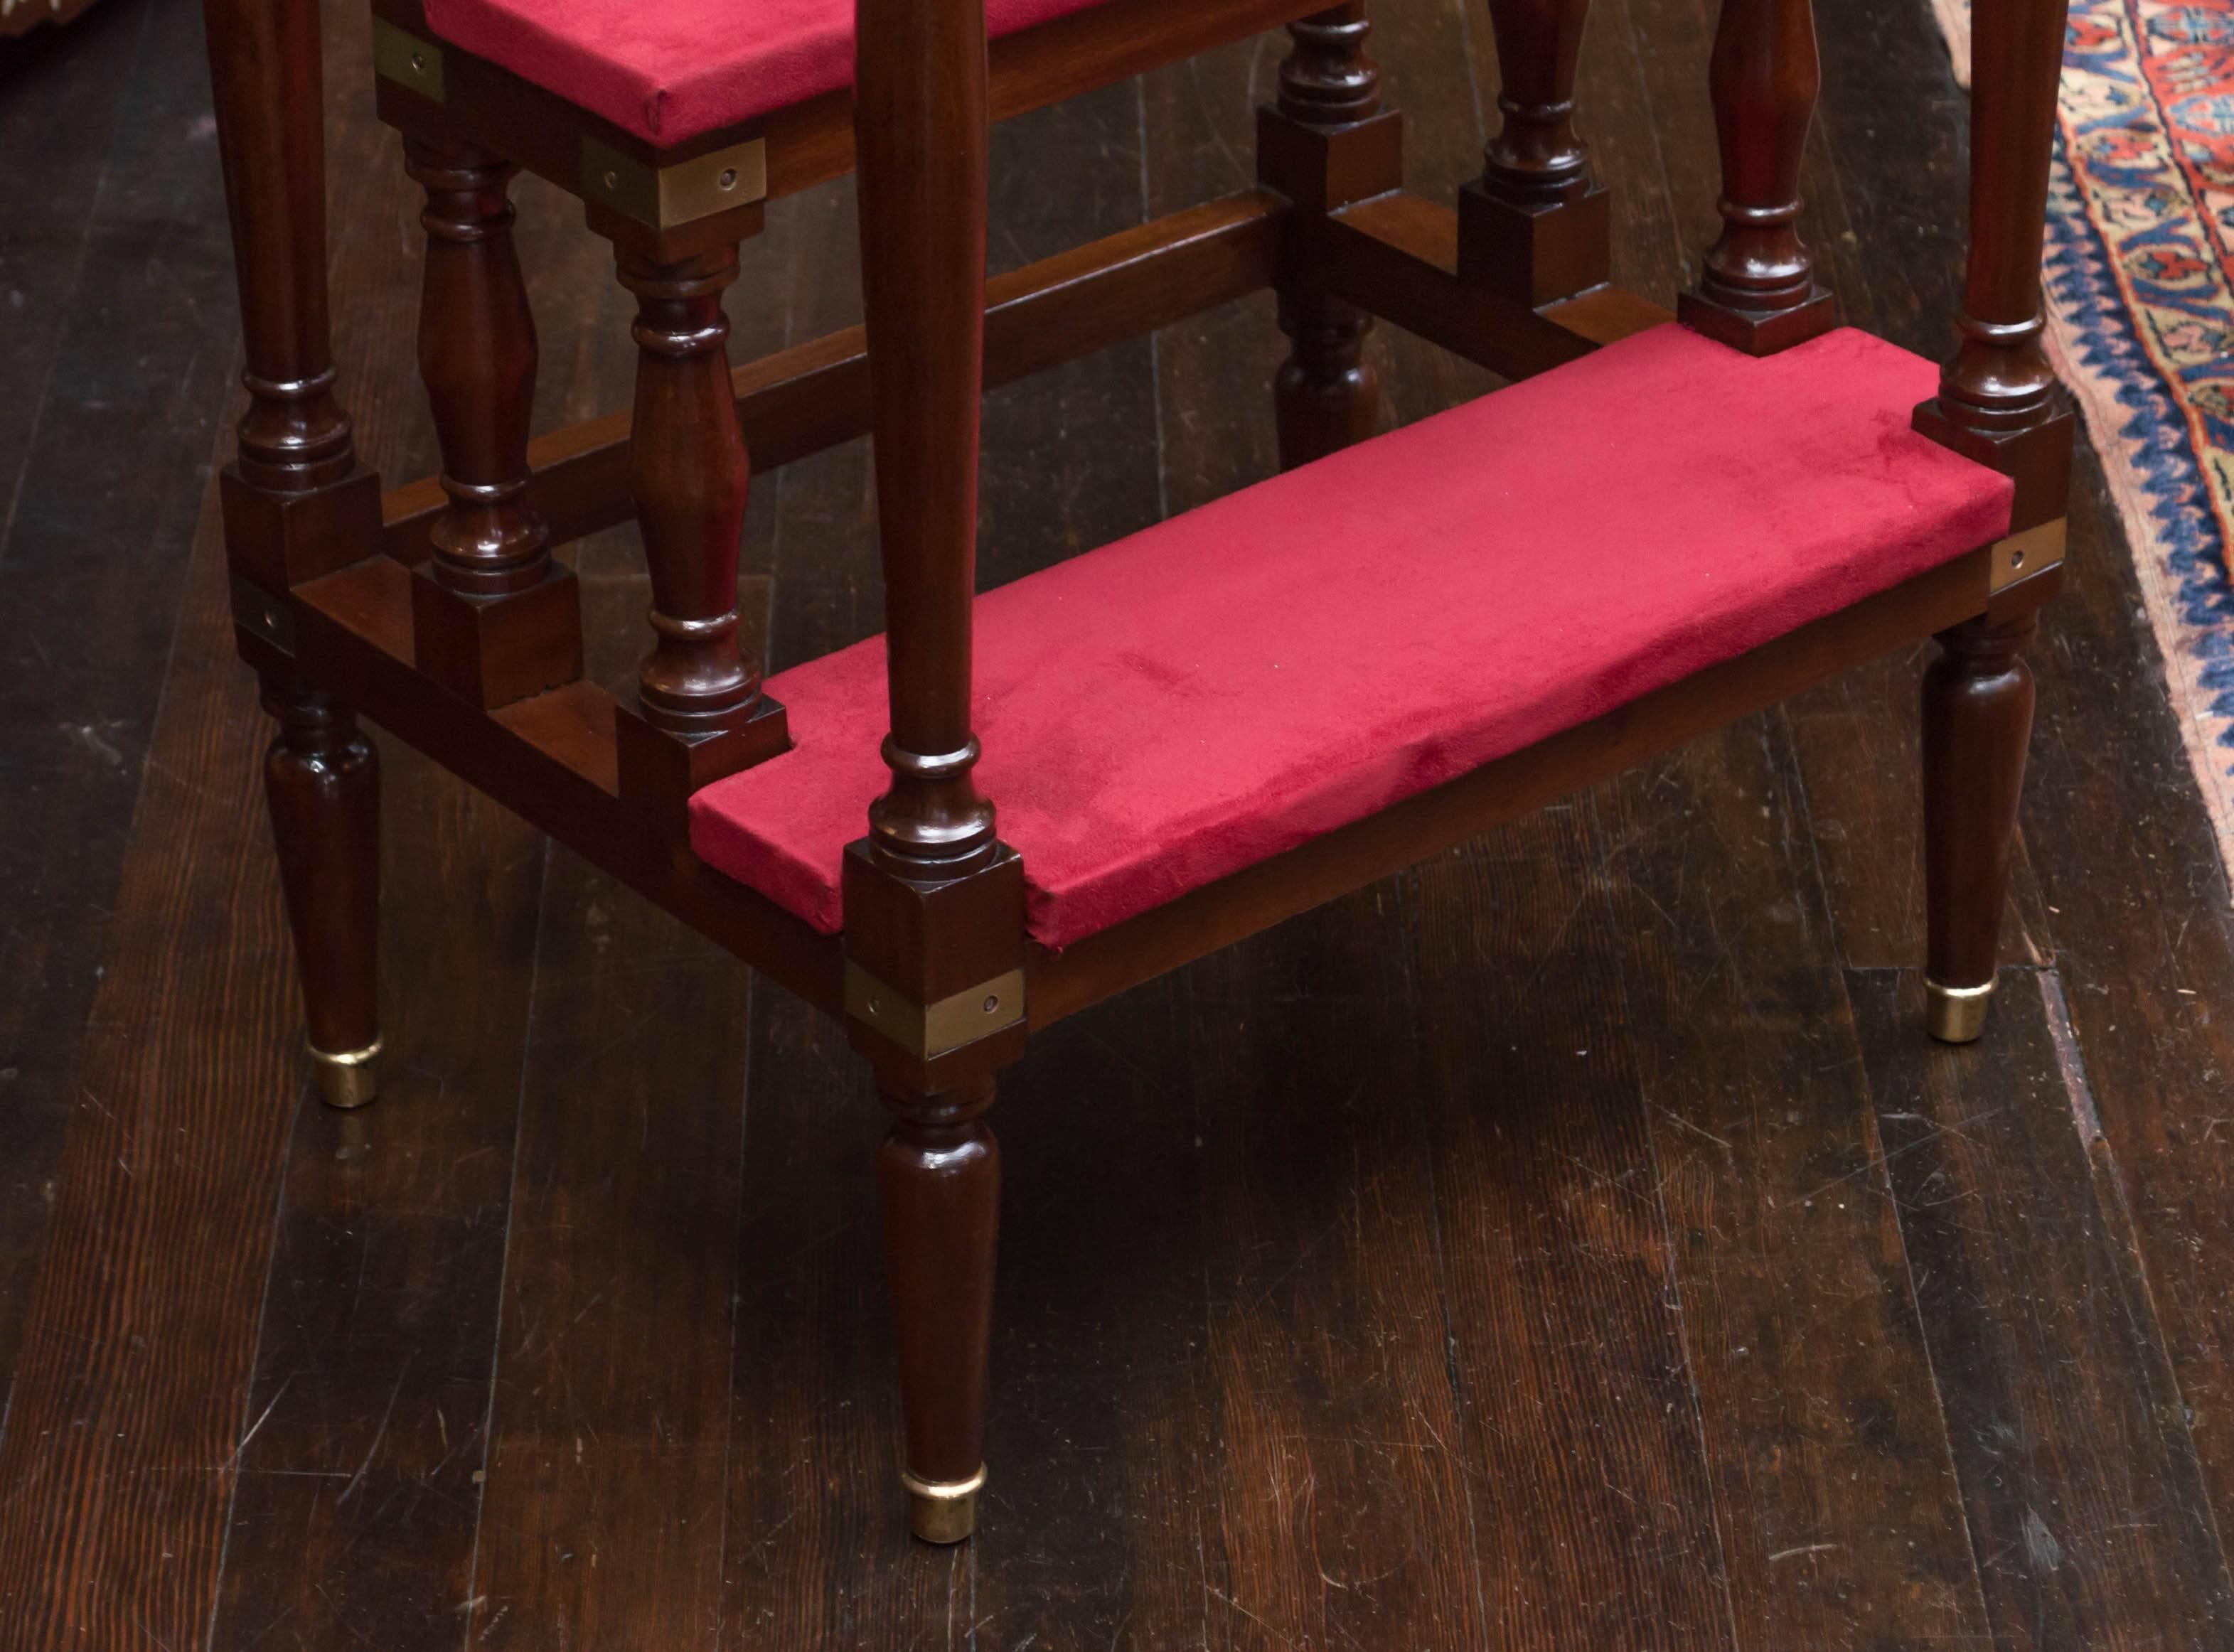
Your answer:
[880,1077,1000,1543]
[1921,613,2036,1042]
[262,677,381,1106]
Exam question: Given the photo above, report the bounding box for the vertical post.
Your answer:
[848,0,1026,1545]
[611,243,789,809]
[1914,0,2075,1043]
[1913,0,2075,531]
[203,0,385,1098]
[853,0,997,881]
[1261,4,1401,469]
[202,0,382,586]
[1677,0,1838,355]
[405,139,584,708]
[1459,0,1610,306]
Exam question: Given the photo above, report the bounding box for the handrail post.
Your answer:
[848,0,1027,1543]
[1913,0,2075,533]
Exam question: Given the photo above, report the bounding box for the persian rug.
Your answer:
[1930,0,2234,881]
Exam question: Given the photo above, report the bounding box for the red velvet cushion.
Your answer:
[422,0,1108,144]
[690,324,2014,950]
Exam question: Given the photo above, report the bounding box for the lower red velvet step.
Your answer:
[689,323,2014,951]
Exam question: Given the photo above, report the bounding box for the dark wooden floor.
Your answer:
[4,0,2233,1646]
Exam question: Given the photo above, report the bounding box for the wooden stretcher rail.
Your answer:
[1025,547,2003,1029]
[380,189,1287,563]
[1299,192,1674,378]
[237,557,848,1017]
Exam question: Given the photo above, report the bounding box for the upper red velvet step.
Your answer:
[689,324,2015,953]
[422,0,1109,144]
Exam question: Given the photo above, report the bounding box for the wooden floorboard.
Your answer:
[1600,720,1997,1648]
[0,0,236,1430]
[4,0,2232,1647]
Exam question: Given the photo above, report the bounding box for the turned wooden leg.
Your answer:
[1266,5,1386,469]
[262,677,381,1107]
[880,1077,1000,1543]
[1921,612,2036,1043]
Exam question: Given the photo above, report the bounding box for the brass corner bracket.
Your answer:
[845,962,1025,1061]
[371,18,447,104]
[1989,518,2065,594]
[582,135,769,231]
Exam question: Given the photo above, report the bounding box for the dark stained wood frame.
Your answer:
[202,0,2073,1548]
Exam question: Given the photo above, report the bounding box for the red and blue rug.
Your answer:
[1935,0,2234,877]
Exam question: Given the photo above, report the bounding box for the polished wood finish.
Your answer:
[17,0,2225,1638]
[260,677,381,1072]
[1460,0,1611,304]
[1677,0,1838,354]
[1269,6,1385,468]
[1922,612,2036,999]
[1912,0,2076,529]
[880,1080,1002,1530]
[377,191,1284,565]
[612,245,790,805]
[151,0,2085,1578]
[406,141,547,599]
[203,0,353,499]
[402,137,584,708]
[851,0,1000,886]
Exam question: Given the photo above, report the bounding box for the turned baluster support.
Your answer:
[848,0,1027,1543]
[612,245,788,809]
[1914,0,2075,1044]
[406,138,583,707]
[1263,5,1396,468]
[1459,0,1610,306]
[1678,0,1838,354]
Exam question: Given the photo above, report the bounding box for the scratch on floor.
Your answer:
[2036,970,2103,1147]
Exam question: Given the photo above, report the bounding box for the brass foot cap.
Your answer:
[901,1465,985,1545]
[310,1039,383,1109]
[1925,979,1994,1044]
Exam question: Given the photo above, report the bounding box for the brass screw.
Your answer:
[718,168,738,191]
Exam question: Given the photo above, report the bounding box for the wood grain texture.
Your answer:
[0,431,299,1650]
[1850,970,2234,1649]
[1411,804,1731,1649]
[2016,448,2234,1603]
[7,0,2233,1645]
[197,4,618,1638]
[0,0,237,1420]
[465,553,759,1650]
[1601,720,1993,1648]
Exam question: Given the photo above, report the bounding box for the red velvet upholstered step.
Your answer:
[422,0,1108,144]
[690,324,2014,951]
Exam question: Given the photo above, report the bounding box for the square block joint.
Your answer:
[410,562,586,709]
[1457,178,1613,309]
